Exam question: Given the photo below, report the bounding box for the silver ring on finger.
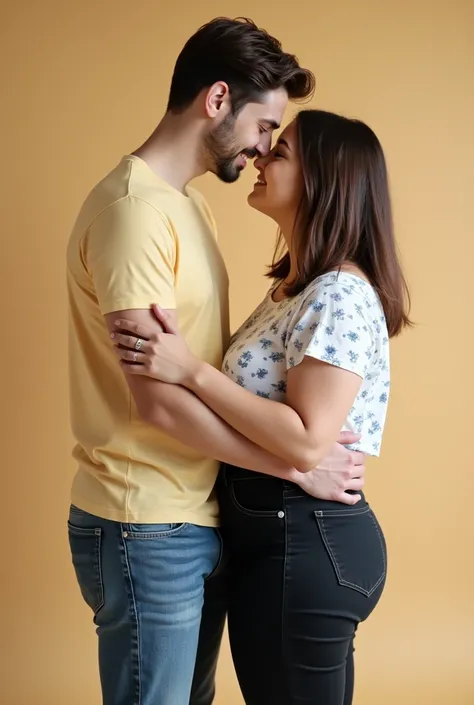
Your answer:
[132,351,138,362]
[135,338,143,351]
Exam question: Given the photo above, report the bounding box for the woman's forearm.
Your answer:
[130,373,301,480]
[186,361,320,471]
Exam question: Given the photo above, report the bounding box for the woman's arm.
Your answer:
[186,356,362,472]
[106,310,298,476]
[112,304,364,473]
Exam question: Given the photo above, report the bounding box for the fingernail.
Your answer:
[110,333,115,339]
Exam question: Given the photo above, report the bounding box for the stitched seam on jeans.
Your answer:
[122,530,142,705]
[94,529,105,614]
[316,505,371,518]
[229,482,277,517]
[68,523,105,613]
[369,511,387,574]
[205,529,224,583]
[125,523,188,540]
[318,517,368,595]
[316,515,385,597]
[281,495,292,702]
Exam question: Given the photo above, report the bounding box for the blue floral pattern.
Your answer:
[223,272,390,456]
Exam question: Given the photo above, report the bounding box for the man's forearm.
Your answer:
[129,374,299,481]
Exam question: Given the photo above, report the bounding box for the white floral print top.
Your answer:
[222,272,390,456]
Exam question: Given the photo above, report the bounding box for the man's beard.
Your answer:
[204,114,257,184]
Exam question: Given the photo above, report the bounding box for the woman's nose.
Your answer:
[254,153,268,171]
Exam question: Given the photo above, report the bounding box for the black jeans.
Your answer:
[217,465,387,705]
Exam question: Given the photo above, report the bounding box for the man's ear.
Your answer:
[205,81,231,118]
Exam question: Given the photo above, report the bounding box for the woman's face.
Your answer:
[248,119,304,235]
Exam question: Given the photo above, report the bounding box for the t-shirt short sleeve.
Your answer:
[83,196,177,315]
[285,279,374,378]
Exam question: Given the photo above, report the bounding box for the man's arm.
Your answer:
[108,308,294,475]
[107,309,365,503]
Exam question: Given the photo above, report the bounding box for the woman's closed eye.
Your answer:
[273,137,290,159]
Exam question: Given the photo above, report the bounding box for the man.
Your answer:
[67,17,365,705]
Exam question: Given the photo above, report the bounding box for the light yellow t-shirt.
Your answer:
[67,155,229,525]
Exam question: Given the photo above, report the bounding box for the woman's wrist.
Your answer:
[287,467,303,484]
[185,359,208,391]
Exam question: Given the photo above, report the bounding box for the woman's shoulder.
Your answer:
[291,272,387,338]
[298,271,378,307]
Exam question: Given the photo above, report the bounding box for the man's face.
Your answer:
[204,88,288,184]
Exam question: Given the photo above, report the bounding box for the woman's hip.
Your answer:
[217,463,387,605]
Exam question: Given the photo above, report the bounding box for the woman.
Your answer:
[111,110,411,704]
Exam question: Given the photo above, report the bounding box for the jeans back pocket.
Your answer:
[314,504,386,597]
[68,522,104,614]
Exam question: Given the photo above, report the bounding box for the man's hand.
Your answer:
[292,431,365,505]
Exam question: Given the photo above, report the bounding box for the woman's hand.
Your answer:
[111,305,200,385]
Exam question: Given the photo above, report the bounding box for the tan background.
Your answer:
[1,1,473,703]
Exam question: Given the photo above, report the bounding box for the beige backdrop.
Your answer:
[1,1,473,703]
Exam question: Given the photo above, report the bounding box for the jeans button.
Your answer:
[277,511,285,518]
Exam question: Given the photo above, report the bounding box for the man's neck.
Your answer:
[133,111,207,194]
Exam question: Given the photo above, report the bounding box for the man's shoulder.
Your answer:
[70,158,136,235]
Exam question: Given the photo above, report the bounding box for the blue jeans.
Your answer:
[68,505,227,705]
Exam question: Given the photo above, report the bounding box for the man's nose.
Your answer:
[256,144,270,157]
[256,132,273,157]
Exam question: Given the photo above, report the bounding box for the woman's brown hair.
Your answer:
[268,110,411,336]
